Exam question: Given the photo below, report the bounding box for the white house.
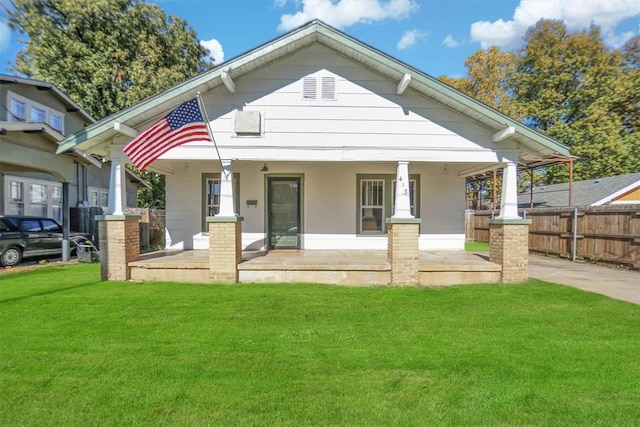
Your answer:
[58,21,570,284]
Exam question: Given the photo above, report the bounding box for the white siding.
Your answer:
[160,43,511,164]
[165,161,464,251]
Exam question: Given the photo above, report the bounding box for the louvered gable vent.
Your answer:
[321,76,336,100]
[302,76,337,100]
[302,76,317,100]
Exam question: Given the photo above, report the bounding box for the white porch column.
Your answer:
[497,161,521,219]
[392,161,413,218]
[218,160,236,216]
[107,147,127,215]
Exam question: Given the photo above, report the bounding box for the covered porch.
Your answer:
[128,249,501,286]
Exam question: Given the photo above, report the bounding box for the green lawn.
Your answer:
[1,264,639,426]
[465,241,490,252]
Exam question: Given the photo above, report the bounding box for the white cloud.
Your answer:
[0,20,10,53]
[200,38,224,65]
[277,0,419,32]
[442,34,459,48]
[397,29,426,50]
[470,0,640,50]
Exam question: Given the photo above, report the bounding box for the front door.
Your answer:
[267,177,301,249]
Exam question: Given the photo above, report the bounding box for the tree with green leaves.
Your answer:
[8,0,212,120]
[8,0,214,207]
[439,47,522,119]
[509,20,638,182]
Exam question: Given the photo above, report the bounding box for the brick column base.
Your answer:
[489,219,532,283]
[386,218,422,286]
[208,216,243,283]
[96,215,141,281]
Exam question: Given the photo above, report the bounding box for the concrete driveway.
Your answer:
[529,254,640,304]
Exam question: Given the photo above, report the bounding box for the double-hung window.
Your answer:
[10,98,25,121]
[202,173,240,231]
[357,174,420,234]
[7,91,65,133]
[8,181,24,215]
[31,106,46,123]
[29,184,48,217]
[360,179,385,233]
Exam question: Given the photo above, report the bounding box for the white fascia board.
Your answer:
[158,145,501,163]
[592,180,640,206]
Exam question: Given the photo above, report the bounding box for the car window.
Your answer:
[0,219,16,232]
[19,220,42,232]
[41,219,62,232]
[4,217,18,228]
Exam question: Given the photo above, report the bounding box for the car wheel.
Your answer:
[1,247,23,267]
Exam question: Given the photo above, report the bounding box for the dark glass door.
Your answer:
[268,177,301,249]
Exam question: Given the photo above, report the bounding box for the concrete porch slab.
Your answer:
[128,249,501,286]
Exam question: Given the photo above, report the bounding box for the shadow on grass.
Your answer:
[0,281,101,304]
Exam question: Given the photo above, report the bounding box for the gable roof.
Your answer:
[57,20,570,163]
[518,172,640,207]
[0,74,95,124]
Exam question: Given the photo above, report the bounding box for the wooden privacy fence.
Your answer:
[126,208,166,249]
[468,206,640,269]
[70,207,166,250]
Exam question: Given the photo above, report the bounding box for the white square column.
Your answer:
[497,161,521,219]
[107,147,128,216]
[392,161,413,219]
[218,160,236,217]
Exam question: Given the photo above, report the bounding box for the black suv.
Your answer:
[0,215,93,267]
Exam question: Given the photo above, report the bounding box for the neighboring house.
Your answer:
[58,21,570,254]
[0,74,147,223]
[518,172,640,208]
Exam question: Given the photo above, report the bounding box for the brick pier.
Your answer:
[207,216,243,283]
[489,219,532,282]
[97,215,140,281]
[386,218,422,285]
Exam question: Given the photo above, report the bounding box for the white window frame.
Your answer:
[7,91,65,134]
[360,179,385,234]
[10,98,26,121]
[357,174,420,234]
[3,175,63,220]
[88,186,109,208]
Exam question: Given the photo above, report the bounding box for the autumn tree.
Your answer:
[8,0,214,207]
[439,47,521,119]
[8,0,212,119]
[509,20,638,182]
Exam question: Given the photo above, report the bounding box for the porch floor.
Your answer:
[129,250,501,286]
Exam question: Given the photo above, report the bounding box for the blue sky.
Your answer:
[1,0,639,79]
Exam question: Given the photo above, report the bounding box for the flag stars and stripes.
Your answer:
[123,97,210,171]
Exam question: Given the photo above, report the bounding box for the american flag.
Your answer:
[124,98,209,171]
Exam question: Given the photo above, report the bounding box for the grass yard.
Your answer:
[1,264,639,426]
[465,241,490,252]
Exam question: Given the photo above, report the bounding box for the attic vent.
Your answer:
[302,76,337,101]
[303,77,317,100]
[321,77,336,100]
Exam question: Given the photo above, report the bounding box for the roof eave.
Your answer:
[57,20,570,159]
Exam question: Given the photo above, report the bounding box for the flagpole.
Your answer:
[196,92,228,177]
